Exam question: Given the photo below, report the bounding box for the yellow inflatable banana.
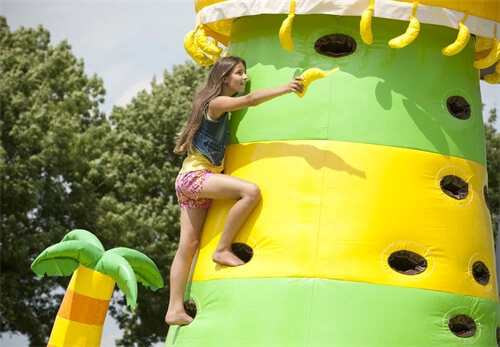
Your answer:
[360,0,375,44]
[389,15,420,48]
[475,36,495,53]
[211,39,223,62]
[202,26,229,47]
[183,30,214,66]
[279,0,296,51]
[388,2,420,49]
[195,25,223,56]
[473,38,500,69]
[442,20,470,56]
[296,67,340,98]
[484,60,500,84]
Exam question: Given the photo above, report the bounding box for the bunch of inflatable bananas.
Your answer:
[184,24,224,66]
[185,0,499,83]
[359,0,499,82]
[475,36,500,84]
[277,0,500,83]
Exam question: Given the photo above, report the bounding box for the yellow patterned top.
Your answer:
[179,145,225,175]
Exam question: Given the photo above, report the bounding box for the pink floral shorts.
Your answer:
[175,170,214,210]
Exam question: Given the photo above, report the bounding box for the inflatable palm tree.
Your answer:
[31,229,163,347]
[167,0,499,346]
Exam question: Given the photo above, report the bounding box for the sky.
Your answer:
[1,0,499,345]
[2,0,499,120]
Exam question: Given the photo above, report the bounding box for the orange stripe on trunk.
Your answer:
[58,288,110,325]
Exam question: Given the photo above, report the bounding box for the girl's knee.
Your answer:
[178,237,200,257]
[245,182,261,204]
[187,238,200,253]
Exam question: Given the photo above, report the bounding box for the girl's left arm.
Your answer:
[209,77,304,119]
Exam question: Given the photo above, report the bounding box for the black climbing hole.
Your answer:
[472,261,490,285]
[387,250,427,275]
[484,186,492,211]
[314,34,356,58]
[446,96,471,120]
[448,314,477,338]
[232,242,254,263]
[183,299,197,319]
[440,175,468,200]
[496,326,500,346]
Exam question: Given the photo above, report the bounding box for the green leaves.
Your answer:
[96,251,139,310]
[107,248,164,291]
[1,17,108,344]
[61,229,105,250]
[31,229,164,312]
[485,108,500,234]
[31,240,103,276]
[1,15,208,345]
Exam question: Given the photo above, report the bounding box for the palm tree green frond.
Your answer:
[107,247,164,291]
[31,230,165,313]
[31,258,80,277]
[95,252,139,311]
[61,229,105,251]
[31,240,104,277]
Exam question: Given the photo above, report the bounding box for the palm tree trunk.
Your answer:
[48,264,115,347]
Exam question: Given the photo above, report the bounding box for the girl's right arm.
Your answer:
[208,77,304,120]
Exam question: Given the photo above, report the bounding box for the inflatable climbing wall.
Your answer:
[167,1,500,345]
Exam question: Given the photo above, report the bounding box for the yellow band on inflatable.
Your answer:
[192,140,497,302]
[68,265,115,300]
[48,316,103,347]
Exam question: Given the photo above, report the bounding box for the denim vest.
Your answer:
[192,99,230,166]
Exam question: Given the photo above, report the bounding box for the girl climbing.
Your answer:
[165,56,304,326]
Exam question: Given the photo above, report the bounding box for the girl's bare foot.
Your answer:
[212,249,245,266]
[165,310,194,326]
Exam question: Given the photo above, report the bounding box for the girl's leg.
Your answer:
[165,207,208,326]
[198,174,261,266]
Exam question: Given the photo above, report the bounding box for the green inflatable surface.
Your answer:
[227,15,485,165]
[167,278,498,346]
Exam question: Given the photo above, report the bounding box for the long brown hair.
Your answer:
[173,56,246,155]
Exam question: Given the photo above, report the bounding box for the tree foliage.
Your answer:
[0,16,108,345]
[485,107,500,236]
[1,15,209,346]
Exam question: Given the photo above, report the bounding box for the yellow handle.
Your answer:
[279,0,296,51]
[388,15,420,48]
[474,38,500,69]
[442,13,470,56]
[360,0,376,44]
[297,67,340,98]
[483,59,500,84]
[388,2,420,49]
[279,16,295,51]
[475,36,495,52]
